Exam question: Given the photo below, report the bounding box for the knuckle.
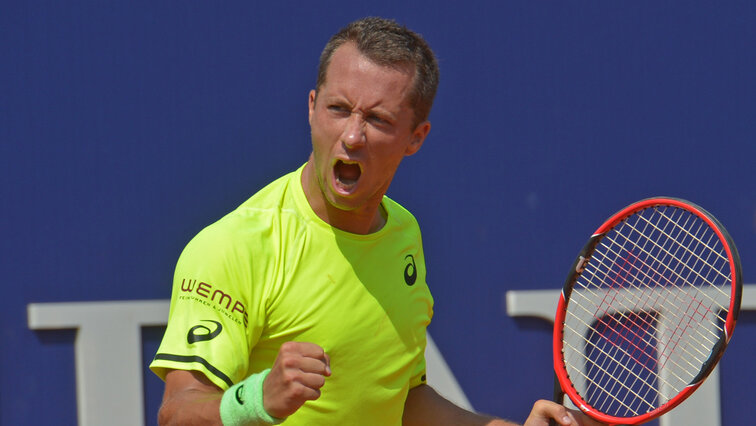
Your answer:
[281,356,299,369]
[282,370,298,385]
[295,386,320,401]
[280,341,297,353]
[290,385,308,400]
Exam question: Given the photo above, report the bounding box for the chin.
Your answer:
[325,193,361,212]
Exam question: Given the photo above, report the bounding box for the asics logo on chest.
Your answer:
[404,254,417,286]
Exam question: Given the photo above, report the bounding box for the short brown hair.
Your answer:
[316,17,440,126]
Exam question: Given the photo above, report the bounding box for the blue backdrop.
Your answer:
[3,1,754,425]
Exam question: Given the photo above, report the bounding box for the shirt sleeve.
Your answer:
[150,220,264,390]
[409,234,432,389]
[409,354,428,388]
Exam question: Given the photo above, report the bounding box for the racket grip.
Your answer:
[549,372,564,426]
[552,371,564,404]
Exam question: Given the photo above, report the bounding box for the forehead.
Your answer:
[320,43,415,108]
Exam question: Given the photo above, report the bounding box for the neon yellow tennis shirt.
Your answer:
[150,164,433,425]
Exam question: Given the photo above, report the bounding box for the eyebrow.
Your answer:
[323,96,399,123]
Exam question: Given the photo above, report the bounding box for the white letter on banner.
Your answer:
[27,300,169,426]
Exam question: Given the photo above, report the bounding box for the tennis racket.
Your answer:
[551,197,742,426]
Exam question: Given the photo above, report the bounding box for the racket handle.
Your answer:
[549,372,564,426]
[552,371,564,404]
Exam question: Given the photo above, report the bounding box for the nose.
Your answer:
[341,113,366,149]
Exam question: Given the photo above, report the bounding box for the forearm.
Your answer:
[158,387,223,426]
[158,370,224,426]
[403,384,519,426]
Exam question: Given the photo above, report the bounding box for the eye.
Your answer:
[366,113,391,127]
[327,104,350,116]
[366,114,385,124]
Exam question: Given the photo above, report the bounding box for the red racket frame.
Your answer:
[552,197,742,425]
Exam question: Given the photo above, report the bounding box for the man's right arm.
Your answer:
[158,342,331,426]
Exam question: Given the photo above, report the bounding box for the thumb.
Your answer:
[527,400,575,426]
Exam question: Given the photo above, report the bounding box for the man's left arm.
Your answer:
[402,384,606,426]
[402,384,516,426]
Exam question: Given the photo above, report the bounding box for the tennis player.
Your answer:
[150,17,603,426]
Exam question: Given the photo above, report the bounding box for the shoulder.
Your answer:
[382,195,421,232]
[180,168,307,265]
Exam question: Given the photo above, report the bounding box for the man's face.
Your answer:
[306,42,430,215]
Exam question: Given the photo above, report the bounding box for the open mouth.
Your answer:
[334,160,361,187]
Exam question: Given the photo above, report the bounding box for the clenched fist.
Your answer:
[262,342,331,419]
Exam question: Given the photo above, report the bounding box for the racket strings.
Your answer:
[565,289,706,408]
[596,207,730,382]
[564,301,688,408]
[603,211,729,363]
[564,312,666,392]
[628,209,730,289]
[593,231,725,348]
[610,209,729,305]
[652,208,730,273]
[599,208,728,340]
[562,332,656,415]
[572,241,722,375]
[566,292,689,387]
[562,205,733,418]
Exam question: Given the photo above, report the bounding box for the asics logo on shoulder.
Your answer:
[187,320,223,344]
[404,254,417,286]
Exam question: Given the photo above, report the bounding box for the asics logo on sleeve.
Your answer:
[404,254,417,286]
[187,320,223,344]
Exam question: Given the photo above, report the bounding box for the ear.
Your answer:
[308,90,317,125]
[405,120,431,156]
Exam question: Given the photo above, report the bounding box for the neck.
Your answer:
[300,161,387,235]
